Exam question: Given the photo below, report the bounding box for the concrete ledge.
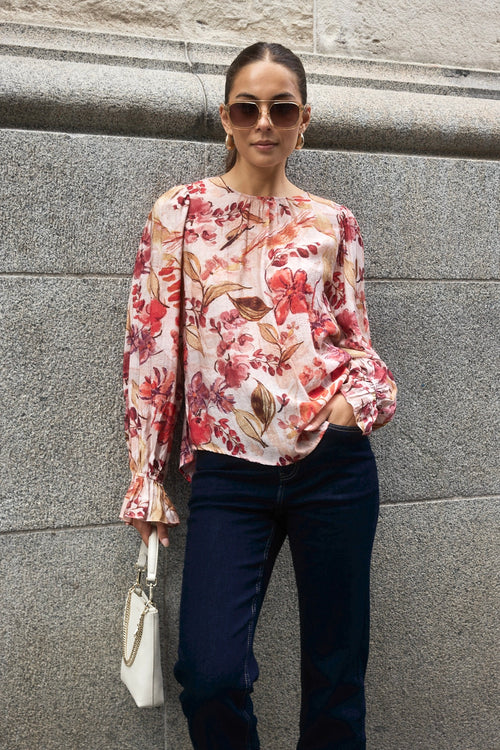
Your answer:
[1,23,499,157]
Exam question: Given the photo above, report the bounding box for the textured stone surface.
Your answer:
[0,53,207,139]
[2,24,498,98]
[0,526,167,750]
[3,49,499,157]
[0,0,314,50]
[316,0,500,70]
[366,281,500,503]
[366,498,500,750]
[0,130,206,274]
[1,499,498,749]
[0,277,129,532]
[1,0,499,71]
[2,23,499,159]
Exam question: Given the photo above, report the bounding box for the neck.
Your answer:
[223,162,296,198]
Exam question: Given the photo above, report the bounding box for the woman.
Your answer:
[121,42,397,750]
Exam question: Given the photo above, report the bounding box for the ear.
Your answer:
[220,104,233,136]
[300,104,311,133]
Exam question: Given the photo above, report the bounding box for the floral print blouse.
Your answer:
[120,178,397,524]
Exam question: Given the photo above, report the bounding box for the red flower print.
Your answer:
[136,298,167,337]
[269,268,312,325]
[188,410,214,445]
[341,212,359,243]
[126,325,158,365]
[209,378,236,413]
[124,404,141,439]
[133,227,151,278]
[184,228,199,244]
[299,400,321,425]
[220,309,246,330]
[216,354,250,388]
[336,309,360,337]
[277,393,289,412]
[308,309,341,345]
[139,367,176,409]
[187,371,210,412]
[188,196,213,222]
[338,211,362,263]
[201,230,217,243]
[154,402,177,444]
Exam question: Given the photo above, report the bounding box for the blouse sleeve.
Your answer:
[120,186,189,524]
[334,208,397,434]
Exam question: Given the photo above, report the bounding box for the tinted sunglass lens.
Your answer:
[270,102,300,127]
[229,102,259,127]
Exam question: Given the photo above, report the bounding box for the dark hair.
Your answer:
[224,42,308,170]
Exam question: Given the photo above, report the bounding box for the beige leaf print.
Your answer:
[203,441,225,454]
[183,252,202,282]
[202,282,249,308]
[233,408,267,447]
[280,341,303,363]
[251,381,276,433]
[344,258,356,289]
[149,491,165,522]
[130,380,141,409]
[137,437,148,471]
[341,347,367,359]
[313,211,337,238]
[258,322,280,346]
[185,325,204,353]
[228,295,272,321]
[147,270,161,300]
[241,209,266,224]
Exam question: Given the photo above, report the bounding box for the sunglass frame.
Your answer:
[223,100,305,130]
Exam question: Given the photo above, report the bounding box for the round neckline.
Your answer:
[209,177,311,202]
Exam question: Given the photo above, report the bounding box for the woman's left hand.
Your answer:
[304,393,356,431]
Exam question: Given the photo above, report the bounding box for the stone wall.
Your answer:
[1,0,499,69]
[0,20,499,750]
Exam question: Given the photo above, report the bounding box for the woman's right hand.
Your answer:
[125,518,171,547]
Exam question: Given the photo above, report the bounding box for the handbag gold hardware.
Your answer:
[122,586,153,667]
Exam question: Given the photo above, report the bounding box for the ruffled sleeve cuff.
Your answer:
[340,383,378,435]
[120,473,180,526]
[341,371,397,435]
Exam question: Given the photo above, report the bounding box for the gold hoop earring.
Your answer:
[225,134,235,151]
[295,132,305,150]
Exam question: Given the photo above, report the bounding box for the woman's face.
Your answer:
[220,59,310,171]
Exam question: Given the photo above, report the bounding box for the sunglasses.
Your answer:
[223,100,305,129]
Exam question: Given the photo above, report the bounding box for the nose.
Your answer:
[256,105,272,128]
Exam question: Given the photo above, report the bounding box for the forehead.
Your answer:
[229,59,301,100]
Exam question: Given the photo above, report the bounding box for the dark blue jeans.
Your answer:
[174,425,379,750]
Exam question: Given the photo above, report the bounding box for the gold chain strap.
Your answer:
[122,586,150,667]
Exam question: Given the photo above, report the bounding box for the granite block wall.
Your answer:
[0,25,499,750]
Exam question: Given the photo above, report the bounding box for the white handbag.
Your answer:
[121,527,165,707]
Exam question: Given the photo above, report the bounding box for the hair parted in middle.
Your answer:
[223,42,308,170]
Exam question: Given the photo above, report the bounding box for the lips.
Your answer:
[253,141,277,147]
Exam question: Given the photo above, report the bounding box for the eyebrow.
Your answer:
[234,92,297,100]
